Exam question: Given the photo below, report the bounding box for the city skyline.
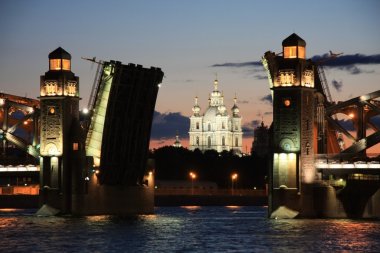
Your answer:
[1,0,380,151]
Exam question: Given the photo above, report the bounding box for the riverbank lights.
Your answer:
[190,171,196,195]
[231,173,238,193]
[190,172,196,180]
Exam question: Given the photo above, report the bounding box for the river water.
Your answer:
[1,206,380,252]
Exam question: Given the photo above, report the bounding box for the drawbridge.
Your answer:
[85,62,115,167]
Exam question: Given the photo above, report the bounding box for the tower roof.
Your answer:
[48,47,71,60]
[282,33,306,47]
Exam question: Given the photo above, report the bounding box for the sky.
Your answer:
[1,0,379,151]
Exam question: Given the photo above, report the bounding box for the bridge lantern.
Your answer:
[282,33,306,59]
[49,47,71,71]
[40,47,78,97]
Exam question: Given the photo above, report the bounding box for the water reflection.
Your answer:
[0,207,379,252]
[180,206,201,210]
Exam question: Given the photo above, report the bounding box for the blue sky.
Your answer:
[1,0,379,149]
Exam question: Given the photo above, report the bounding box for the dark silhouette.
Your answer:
[150,146,268,189]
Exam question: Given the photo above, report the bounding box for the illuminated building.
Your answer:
[189,78,243,154]
[173,132,182,148]
[39,47,86,212]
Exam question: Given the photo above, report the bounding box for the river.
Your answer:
[1,206,380,252]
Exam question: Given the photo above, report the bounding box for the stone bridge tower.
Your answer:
[263,33,316,216]
[39,47,85,213]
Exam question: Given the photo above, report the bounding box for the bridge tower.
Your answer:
[268,34,317,216]
[39,47,85,213]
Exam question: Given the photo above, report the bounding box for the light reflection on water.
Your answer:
[1,206,380,252]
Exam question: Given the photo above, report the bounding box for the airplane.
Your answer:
[81,56,97,63]
[329,50,343,58]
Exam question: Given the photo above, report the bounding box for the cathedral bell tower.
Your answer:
[265,33,316,216]
[39,47,84,213]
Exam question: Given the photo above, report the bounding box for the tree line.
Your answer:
[149,146,269,189]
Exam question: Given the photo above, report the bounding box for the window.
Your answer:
[278,71,296,86]
[208,123,211,131]
[66,82,76,96]
[50,59,61,70]
[196,136,199,146]
[45,81,58,96]
[235,137,238,147]
[298,46,306,59]
[50,59,70,71]
[284,46,297,58]
[48,107,55,115]
[235,124,238,131]
[302,70,313,87]
[283,99,291,107]
[222,136,225,146]
[196,122,199,130]
[62,59,71,71]
[208,136,211,147]
[73,143,79,151]
[222,122,225,129]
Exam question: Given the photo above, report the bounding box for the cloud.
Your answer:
[312,53,380,67]
[238,100,249,104]
[254,74,268,80]
[151,111,189,140]
[256,111,272,117]
[211,61,262,68]
[211,53,379,75]
[337,65,374,75]
[242,120,261,136]
[311,53,380,75]
[260,94,272,104]
[331,79,343,92]
[211,61,266,75]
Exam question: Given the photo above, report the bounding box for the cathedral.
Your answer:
[189,78,243,154]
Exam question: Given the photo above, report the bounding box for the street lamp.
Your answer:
[189,171,196,195]
[231,173,238,195]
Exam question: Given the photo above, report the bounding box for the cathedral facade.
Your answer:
[189,78,243,154]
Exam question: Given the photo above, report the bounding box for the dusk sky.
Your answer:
[1,0,379,151]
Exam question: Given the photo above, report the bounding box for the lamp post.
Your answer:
[231,173,238,195]
[189,172,196,195]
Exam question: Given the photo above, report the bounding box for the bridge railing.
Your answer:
[314,153,380,165]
